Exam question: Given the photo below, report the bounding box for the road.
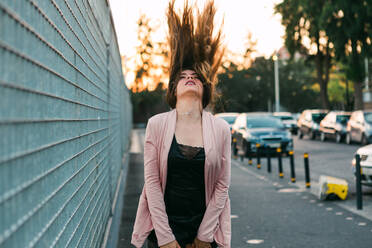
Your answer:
[118,129,372,248]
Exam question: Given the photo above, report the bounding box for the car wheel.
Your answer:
[320,132,326,142]
[361,134,368,145]
[243,141,250,158]
[310,130,316,140]
[335,133,342,143]
[232,142,238,157]
[298,129,303,139]
[346,133,352,145]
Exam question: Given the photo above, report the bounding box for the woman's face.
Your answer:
[175,70,203,100]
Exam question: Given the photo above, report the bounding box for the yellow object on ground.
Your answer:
[318,175,348,200]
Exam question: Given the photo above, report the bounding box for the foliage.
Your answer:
[132,14,169,92]
[215,57,320,113]
[130,14,170,123]
[275,0,334,109]
[275,0,372,110]
[320,0,372,109]
[130,83,169,123]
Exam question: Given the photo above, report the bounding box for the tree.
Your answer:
[132,14,169,92]
[275,0,333,109]
[129,14,170,122]
[215,57,320,113]
[321,0,372,109]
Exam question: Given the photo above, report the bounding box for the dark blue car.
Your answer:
[231,113,293,157]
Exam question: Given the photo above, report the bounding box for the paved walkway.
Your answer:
[117,152,144,248]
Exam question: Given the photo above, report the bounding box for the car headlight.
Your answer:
[247,133,260,141]
[312,123,319,130]
[365,123,372,133]
[283,132,292,139]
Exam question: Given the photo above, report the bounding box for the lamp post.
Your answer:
[365,58,369,91]
[273,54,280,112]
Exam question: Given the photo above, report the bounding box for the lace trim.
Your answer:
[177,143,204,160]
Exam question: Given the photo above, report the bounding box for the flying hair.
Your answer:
[166,0,225,108]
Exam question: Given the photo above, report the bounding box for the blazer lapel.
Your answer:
[202,109,213,161]
[162,109,177,152]
[161,109,177,191]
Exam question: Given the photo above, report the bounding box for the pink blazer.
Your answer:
[131,109,231,248]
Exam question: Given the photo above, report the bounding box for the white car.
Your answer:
[352,144,372,186]
[273,112,298,135]
[214,112,239,132]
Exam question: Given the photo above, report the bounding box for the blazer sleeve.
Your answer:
[144,118,175,246]
[197,124,231,242]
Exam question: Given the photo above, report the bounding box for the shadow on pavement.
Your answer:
[117,153,144,248]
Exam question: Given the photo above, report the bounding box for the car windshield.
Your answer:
[246,117,284,129]
[277,116,293,121]
[312,113,327,123]
[219,116,237,125]
[364,113,372,123]
[336,115,350,124]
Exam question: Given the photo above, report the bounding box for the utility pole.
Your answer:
[365,58,369,90]
[273,54,280,112]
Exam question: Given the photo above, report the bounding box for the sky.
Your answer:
[109,0,284,57]
[108,0,285,89]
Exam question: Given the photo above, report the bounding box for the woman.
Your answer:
[131,1,231,247]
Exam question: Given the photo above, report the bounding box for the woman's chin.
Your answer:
[178,91,202,98]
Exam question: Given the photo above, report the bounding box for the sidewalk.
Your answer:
[117,152,144,248]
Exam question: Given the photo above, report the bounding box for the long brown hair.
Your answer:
[165,0,224,109]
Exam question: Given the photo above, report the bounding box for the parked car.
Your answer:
[319,111,351,143]
[297,109,328,139]
[273,112,298,135]
[346,110,372,145]
[214,112,239,132]
[351,145,372,186]
[292,113,301,122]
[231,113,293,157]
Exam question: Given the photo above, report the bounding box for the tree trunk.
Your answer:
[348,40,365,110]
[315,53,330,109]
[354,81,364,110]
[319,80,330,109]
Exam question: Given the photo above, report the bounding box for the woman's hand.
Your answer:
[192,238,212,248]
[160,240,181,248]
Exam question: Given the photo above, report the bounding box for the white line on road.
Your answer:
[246,239,264,244]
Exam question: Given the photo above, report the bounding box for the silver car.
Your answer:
[214,112,239,133]
[352,144,372,186]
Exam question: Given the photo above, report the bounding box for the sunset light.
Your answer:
[109,0,285,90]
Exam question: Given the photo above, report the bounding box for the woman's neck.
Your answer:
[175,96,202,122]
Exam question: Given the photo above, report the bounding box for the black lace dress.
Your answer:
[147,134,217,248]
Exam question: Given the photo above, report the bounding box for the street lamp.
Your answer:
[273,54,280,112]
